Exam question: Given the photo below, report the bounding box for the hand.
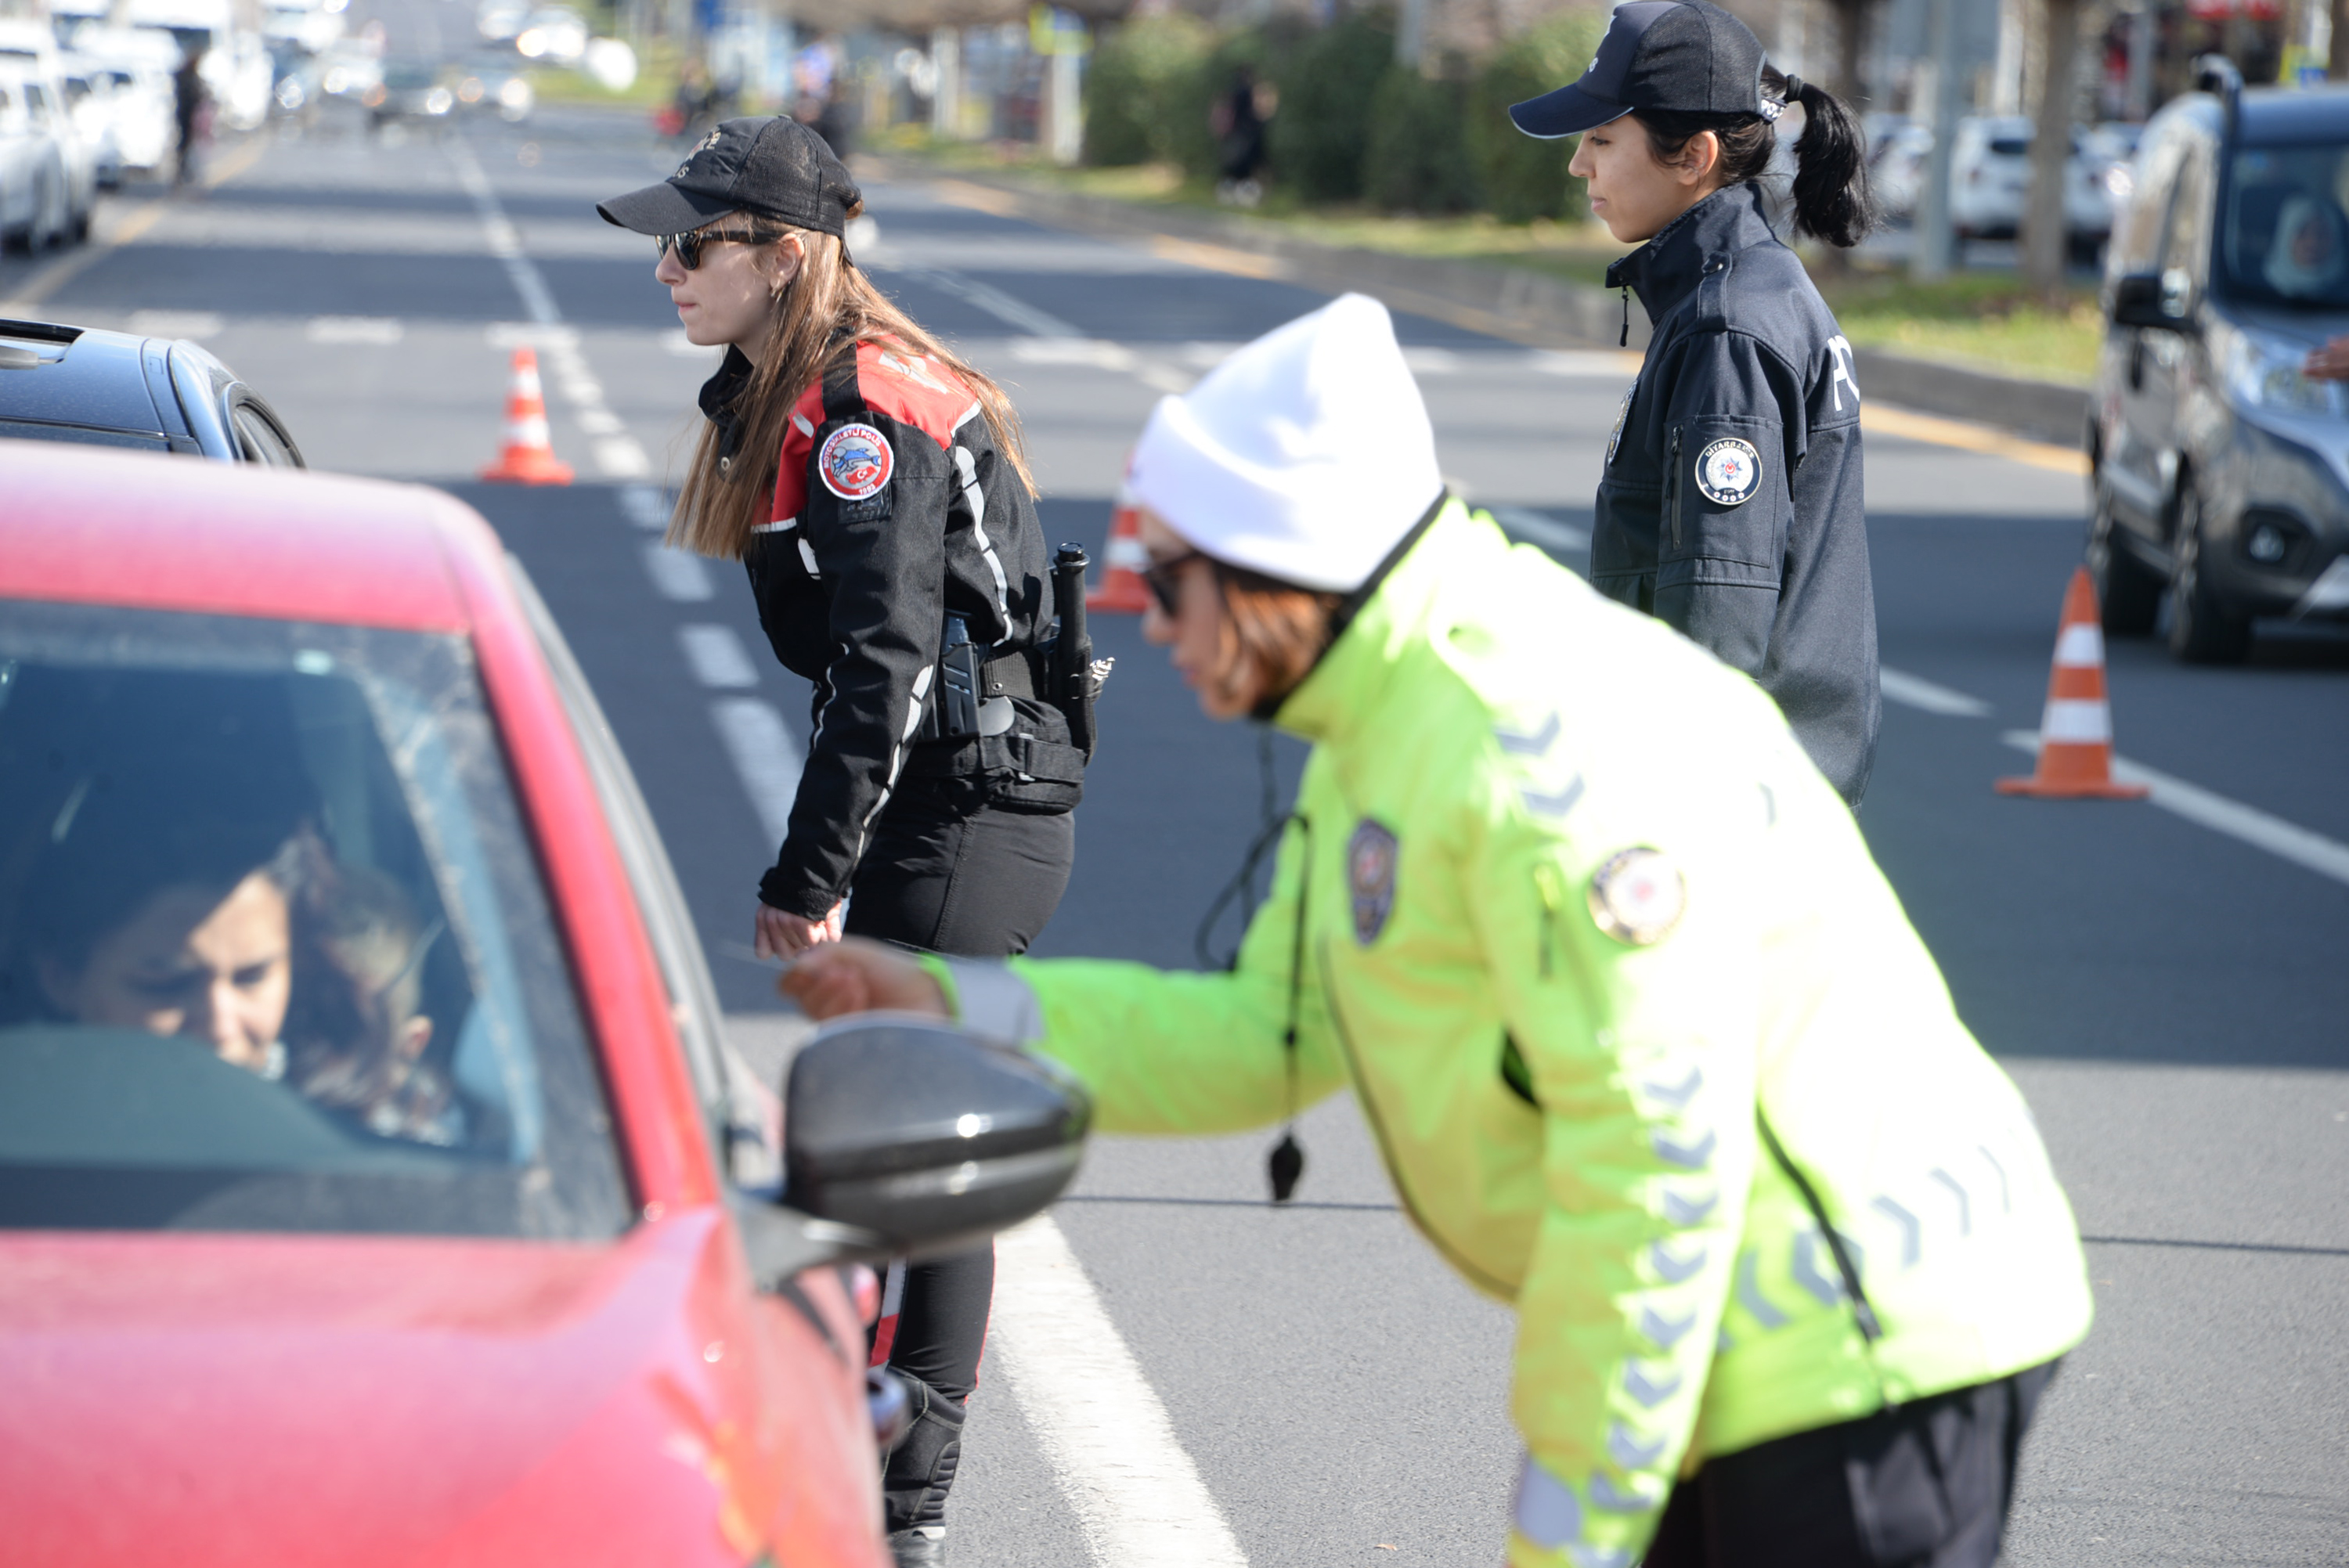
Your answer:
[781,938,951,1021]
[2304,335,2349,381]
[753,899,845,961]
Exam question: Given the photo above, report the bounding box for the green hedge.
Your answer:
[1467,8,1609,222]
[1084,13,1216,168]
[1268,9,1395,203]
[1363,65,1479,213]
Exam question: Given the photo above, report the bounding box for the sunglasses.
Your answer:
[1142,550,1202,617]
[655,226,781,270]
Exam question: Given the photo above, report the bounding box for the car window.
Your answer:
[230,400,300,467]
[0,421,171,450]
[0,602,631,1239]
[2217,142,2349,310]
[25,82,50,115]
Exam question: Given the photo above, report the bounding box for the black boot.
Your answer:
[882,1375,965,1566]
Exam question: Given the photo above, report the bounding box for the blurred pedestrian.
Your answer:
[173,46,209,188]
[784,291,2094,1568]
[597,117,1088,1568]
[1211,64,1270,207]
[1512,1,1881,805]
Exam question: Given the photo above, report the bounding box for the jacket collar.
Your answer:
[698,344,754,471]
[1272,496,1481,747]
[1604,182,1778,328]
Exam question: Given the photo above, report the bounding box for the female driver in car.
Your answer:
[597,117,1084,1567]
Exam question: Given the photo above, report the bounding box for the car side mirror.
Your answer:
[2111,269,2185,329]
[781,1015,1090,1260]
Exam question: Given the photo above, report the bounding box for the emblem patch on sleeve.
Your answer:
[1348,819,1398,946]
[1693,438,1762,506]
[1606,381,1636,467]
[1587,848,1685,946]
[817,422,894,501]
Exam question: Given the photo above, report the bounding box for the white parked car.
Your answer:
[1949,114,2113,248]
[60,59,126,188]
[0,47,95,247]
[0,67,74,251]
[62,30,178,175]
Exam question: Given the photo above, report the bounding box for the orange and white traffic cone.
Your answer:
[1087,481,1153,613]
[480,347,573,485]
[1997,567,2149,799]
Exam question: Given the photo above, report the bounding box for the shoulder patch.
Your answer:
[1348,819,1398,946]
[818,422,893,501]
[1587,848,1684,946]
[1693,438,1761,506]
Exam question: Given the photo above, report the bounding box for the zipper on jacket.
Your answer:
[1665,426,1685,551]
[1319,942,1515,1299]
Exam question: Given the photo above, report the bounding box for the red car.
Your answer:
[0,441,1086,1567]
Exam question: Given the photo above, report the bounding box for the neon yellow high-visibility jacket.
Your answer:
[947,499,2092,1566]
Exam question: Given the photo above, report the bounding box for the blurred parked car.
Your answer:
[316,36,381,100]
[1868,120,1934,221]
[58,27,177,175]
[0,25,96,243]
[2089,69,2349,662]
[363,57,454,130]
[0,69,75,252]
[513,5,586,64]
[455,50,532,121]
[1949,114,2113,251]
[476,0,527,42]
[0,317,303,462]
[0,437,1091,1568]
[57,59,124,188]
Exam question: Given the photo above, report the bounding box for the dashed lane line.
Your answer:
[677,623,759,690]
[708,697,802,850]
[2001,730,2349,890]
[640,539,715,602]
[990,1217,1253,1568]
[1879,665,2349,890]
[1860,403,2088,476]
[449,138,649,480]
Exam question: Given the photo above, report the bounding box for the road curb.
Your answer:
[875,155,2091,449]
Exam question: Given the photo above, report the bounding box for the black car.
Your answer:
[0,318,304,464]
[2089,63,2349,662]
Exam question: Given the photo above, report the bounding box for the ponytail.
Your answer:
[1635,64,1877,248]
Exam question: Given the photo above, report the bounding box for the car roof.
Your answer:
[1,438,482,632]
[2239,84,2349,146]
[0,320,169,438]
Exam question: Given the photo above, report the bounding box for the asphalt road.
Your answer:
[7,48,2345,1565]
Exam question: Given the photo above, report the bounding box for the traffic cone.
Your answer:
[1088,482,1153,613]
[480,347,573,485]
[1997,567,2149,799]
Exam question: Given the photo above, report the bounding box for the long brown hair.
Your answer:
[1205,562,1343,715]
[669,206,1037,560]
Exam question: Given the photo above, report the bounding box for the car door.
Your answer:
[2109,129,2212,542]
[0,81,31,232]
[2135,137,2217,546]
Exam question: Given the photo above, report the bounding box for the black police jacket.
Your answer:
[705,341,1082,921]
[1595,182,1880,804]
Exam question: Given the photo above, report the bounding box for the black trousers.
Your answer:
[1644,1361,2059,1568]
[845,775,1073,1407]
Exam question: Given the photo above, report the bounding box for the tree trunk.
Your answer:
[2022,0,2082,302]
[2334,0,2349,80]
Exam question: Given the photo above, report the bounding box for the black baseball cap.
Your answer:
[1509,1,1771,139]
[597,116,861,238]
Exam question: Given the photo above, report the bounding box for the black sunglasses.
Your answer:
[1142,550,1203,617]
[656,226,781,271]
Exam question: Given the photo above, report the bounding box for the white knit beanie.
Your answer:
[1127,293,1443,593]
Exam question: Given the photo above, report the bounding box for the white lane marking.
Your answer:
[126,310,222,339]
[907,267,1081,338]
[2002,730,2349,889]
[990,1217,1251,1568]
[1010,337,1136,370]
[452,141,649,481]
[1528,348,1649,377]
[678,623,759,689]
[1880,667,1995,718]
[1402,346,1460,375]
[306,315,404,344]
[642,541,715,602]
[1489,506,1591,554]
[617,483,671,532]
[710,698,803,849]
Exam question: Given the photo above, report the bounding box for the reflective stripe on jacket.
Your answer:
[1596,182,1879,806]
[964,501,2091,1567]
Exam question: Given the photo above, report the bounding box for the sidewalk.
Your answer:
[874,154,2093,449]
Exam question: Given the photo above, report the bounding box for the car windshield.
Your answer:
[0,603,630,1240]
[2219,142,2349,309]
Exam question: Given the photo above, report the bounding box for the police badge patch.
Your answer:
[1606,380,1635,467]
[1693,437,1762,506]
[1348,819,1398,946]
[1587,847,1685,946]
[817,423,894,501]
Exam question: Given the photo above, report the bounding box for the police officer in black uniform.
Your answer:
[599,119,1095,1567]
[1511,0,1881,805]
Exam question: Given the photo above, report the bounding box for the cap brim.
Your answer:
[1507,83,1633,140]
[596,180,738,235]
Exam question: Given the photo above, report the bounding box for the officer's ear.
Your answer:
[764,232,807,297]
[1671,128,1723,189]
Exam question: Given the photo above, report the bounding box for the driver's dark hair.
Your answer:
[1636,63,1875,247]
